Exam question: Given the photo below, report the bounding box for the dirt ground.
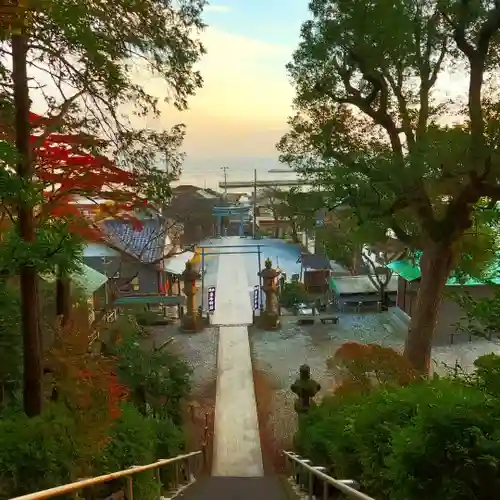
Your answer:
[253,368,291,474]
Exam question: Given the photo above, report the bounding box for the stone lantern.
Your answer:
[180,261,203,332]
[257,258,281,329]
[290,364,321,415]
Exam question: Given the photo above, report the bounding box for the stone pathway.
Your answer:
[211,246,263,477]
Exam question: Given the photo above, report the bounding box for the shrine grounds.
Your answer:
[249,312,500,465]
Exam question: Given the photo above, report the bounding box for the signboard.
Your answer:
[253,285,260,311]
[207,286,216,313]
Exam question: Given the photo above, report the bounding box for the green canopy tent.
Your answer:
[41,264,109,296]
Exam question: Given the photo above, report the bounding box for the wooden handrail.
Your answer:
[11,451,202,500]
[283,451,376,500]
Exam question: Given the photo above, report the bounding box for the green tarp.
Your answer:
[41,264,108,297]
[387,259,500,286]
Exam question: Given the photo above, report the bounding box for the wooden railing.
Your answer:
[10,451,202,500]
[283,451,376,500]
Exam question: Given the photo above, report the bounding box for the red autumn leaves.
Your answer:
[29,111,147,239]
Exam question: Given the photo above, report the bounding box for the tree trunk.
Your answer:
[404,242,454,374]
[352,245,364,275]
[379,283,387,311]
[12,33,43,416]
[56,271,71,326]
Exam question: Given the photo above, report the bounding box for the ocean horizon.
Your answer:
[174,155,299,191]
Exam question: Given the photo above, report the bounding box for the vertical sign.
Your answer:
[207,286,216,313]
[253,285,260,311]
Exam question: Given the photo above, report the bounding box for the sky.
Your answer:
[153,0,310,188]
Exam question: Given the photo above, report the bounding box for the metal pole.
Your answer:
[253,168,257,238]
[221,166,228,199]
[257,245,263,310]
[201,247,205,313]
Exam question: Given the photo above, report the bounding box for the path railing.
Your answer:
[283,451,376,500]
[10,451,202,500]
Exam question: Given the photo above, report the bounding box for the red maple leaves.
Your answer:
[28,112,147,239]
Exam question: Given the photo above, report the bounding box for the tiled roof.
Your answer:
[101,218,167,263]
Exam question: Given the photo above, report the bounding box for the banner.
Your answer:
[207,286,216,313]
[253,285,260,311]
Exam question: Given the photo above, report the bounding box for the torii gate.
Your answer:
[212,205,252,237]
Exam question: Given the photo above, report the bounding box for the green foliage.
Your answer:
[471,353,500,397]
[280,0,500,372]
[279,281,311,308]
[97,404,186,500]
[0,404,79,498]
[0,309,192,499]
[98,403,159,500]
[454,288,500,339]
[0,219,84,277]
[296,363,500,500]
[110,320,191,424]
[1,0,207,184]
[0,281,22,403]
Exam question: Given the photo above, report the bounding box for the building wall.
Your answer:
[395,277,498,345]
[84,256,160,295]
[435,285,497,344]
[334,291,397,310]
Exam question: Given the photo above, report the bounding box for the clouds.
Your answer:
[142,25,295,158]
[204,3,232,13]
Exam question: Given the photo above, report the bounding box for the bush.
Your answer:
[296,372,500,500]
[0,404,79,498]
[112,328,191,424]
[279,281,310,309]
[97,403,158,500]
[97,404,187,500]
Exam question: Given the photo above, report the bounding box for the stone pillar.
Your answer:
[257,258,281,329]
[291,364,321,415]
[180,261,203,332]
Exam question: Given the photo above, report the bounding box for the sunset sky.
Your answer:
[152,0,309,186]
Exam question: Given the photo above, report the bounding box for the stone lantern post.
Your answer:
[180,261,202,332]
[257,258,280,329]
[291,364,321,415]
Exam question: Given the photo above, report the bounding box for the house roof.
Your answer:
[83,242,120,258]
[387,258,500,286]
[329,275,398,295]
[101,218,167,264]
[163,251,195,275]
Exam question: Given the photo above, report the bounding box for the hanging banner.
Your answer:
[207,286,216,313]
[253,285,260,311]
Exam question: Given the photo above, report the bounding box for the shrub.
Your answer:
[328,342,417,395]
[0,404,79,498]
[97,405,187,500]
[279,281,310,308]
[97,403,158,500]
[387,383,500,500]
[112,329,191,424]
[296,375,500,500]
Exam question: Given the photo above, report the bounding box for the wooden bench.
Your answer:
[297,317,315,325]
[320,316,339,324]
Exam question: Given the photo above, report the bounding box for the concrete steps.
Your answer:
[176,477,289,500]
